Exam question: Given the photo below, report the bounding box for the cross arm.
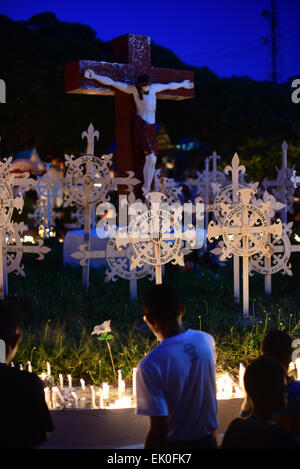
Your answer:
[65,60,134,95]
[153,80,193,93]
[151,68,194,100]
[85,70,135,94]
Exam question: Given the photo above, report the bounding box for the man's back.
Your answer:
[0,364,54,448]
[136,329,218,442]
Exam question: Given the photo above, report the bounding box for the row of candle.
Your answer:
[217,374,245,400]
[41,365,137,410]
[216,364,247,400]
[44,383,135,410]
[12,361,137,408]
[25,361,137,395]
[12,359,300,406]
[217,360,300,400]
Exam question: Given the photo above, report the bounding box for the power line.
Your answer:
[179,27,298,61]
[180,32,299,65]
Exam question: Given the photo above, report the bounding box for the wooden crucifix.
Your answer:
[65,34,194,198]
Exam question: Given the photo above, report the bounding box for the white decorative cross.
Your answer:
[209,151,225,183]
[116,192,194,285]
[250,191,285,294]
[250,188,300,294]
[291,170,300,189]
[4,221,51,277]
[0,158,26,298]
[186,152,226,251]
[157,177,182,206]
[64,123,140,291]
[262,141,295,224]
[210,153,258,303]
[29,163,65,238]
[0,158,50,298]
[71,192,154,299]
[207,187,282,317]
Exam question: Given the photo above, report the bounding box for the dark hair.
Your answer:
[261,330,293,366]
[244,357,286,403]
[136,74,151,100]
[136,74,150,86]
[0,298,22,348]
[142,284,182,321]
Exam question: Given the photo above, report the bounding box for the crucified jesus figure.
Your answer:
[84,69,194,194]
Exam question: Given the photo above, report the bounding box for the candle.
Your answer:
[59,374,64,390]
[132,368,137,396]
[110,397,131,409]
[288,361,295,373]
[102,383,109,399]
[44,387,51,409]
[234,385,244,398]
[47,362,51,376]
[120,380,125,396]
[217,374,233,400]
[56,387,64,405]
[239,363,245,391]
[27,361,32,373]
[296,358,300,381]
[98,388,104,409]
[19,364,24,371]
[52,387,58,409]
[71,392,78,408]
[80,379,86,391]
[90,386,97,409]
[118,370,122,397]
[67,374,72,388]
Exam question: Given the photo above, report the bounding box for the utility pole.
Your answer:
[262,0,281,84]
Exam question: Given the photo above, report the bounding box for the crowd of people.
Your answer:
[0,286,299,449]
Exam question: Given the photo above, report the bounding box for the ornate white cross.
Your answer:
[64,123,140,291]
[0,158,26,298]
[250,191,300,294]
[156,177,182,206]
[71,192,154,299]
[115,192,194,285]
[291,170,300,189]
[210,153,259,303]
[4,221,51,277]
[29,163,65,238]
[262,141,295,224]
[71,235,154,300]
[0,157,50,298]
[207,187,282,317]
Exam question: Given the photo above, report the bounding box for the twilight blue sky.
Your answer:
[1,0,299,82]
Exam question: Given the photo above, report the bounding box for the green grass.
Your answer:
[8,242,300,386]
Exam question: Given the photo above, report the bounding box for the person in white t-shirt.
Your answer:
[84,69,193,194]
[136,284,218,449]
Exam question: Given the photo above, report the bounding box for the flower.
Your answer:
[91,320,111,336]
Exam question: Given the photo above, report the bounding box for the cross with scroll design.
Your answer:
[65,34,194,196]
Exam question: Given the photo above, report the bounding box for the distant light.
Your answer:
[294,234,300,243]
[22,235,35,244]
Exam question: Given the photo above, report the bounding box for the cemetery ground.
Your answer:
[10,240,300,387]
